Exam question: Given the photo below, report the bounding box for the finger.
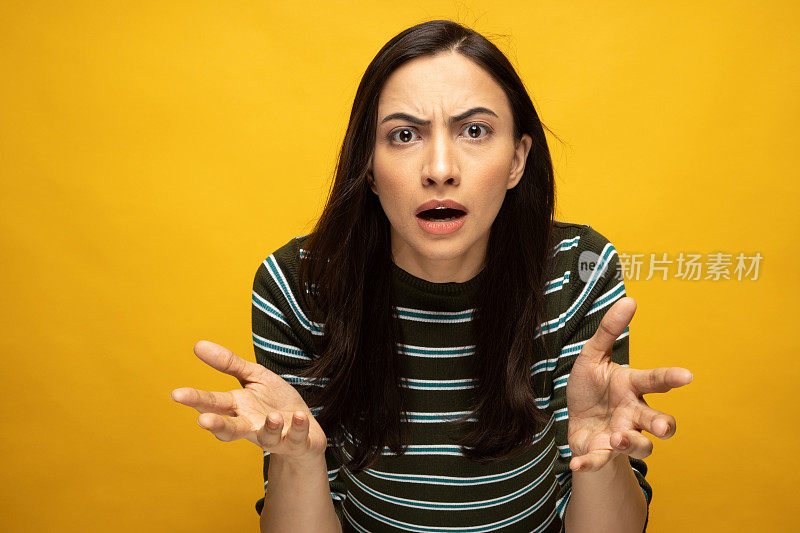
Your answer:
[197,412,253,442]
[193,340,267,387]
[629,367,693,396]
[633,404,678,440]
[256,412,286,450]
[285,411,310,447]
[611,429,654,460]
[579,297,636,365]
[170,387,237,416]
[569,449,613,473]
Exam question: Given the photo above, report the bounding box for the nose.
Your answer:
[421,131,460,187]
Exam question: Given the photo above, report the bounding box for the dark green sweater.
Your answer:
[252,221,652,532]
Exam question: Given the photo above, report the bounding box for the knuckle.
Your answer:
[259,434,278,450]
[635,445,651,459]
[287,427,306,445]
[258,425,280,446]
[233,356,246,377]
[229,394,239,415]
[220,347,236,370]
[598,321,616,339]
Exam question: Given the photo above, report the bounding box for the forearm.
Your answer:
[259,453,343,533]
[563,454,647,533]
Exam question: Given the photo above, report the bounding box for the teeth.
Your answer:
[419,207,465,220]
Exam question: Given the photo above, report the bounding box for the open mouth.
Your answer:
[415,207,467,222]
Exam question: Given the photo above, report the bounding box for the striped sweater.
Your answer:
[251,220,652,532]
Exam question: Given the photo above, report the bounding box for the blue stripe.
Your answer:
[537,243,617,337]
[588,281,625,314]
[343,478,560,532]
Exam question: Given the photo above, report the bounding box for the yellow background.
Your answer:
[1,1,797,531]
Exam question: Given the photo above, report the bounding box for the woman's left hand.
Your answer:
[565,296,693,472]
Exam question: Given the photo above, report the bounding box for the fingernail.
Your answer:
[687,371,693,382]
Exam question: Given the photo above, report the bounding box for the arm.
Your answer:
[564,454,647,533]
[252,251,345,532]
[549,227,652,532]
[260,453,343,533]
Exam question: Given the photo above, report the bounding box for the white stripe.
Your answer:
[343,413,555,456]
[264,255,325,335]
[340,452,557,510]
[397,344,475,358]
[252,332,311,361]
[342,478,560,532]
[535,243,617,338]
[585,280,626,317]
[555,486,571,519]
[251,290,290,327]
[393,306,475,324]
[552,235,581,256]
[339,439,557,488]
[544,271,570,295]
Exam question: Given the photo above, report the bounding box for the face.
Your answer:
[369,51,532,283]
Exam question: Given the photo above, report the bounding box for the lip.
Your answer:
[416,213,467,235]
[415,199,468,216]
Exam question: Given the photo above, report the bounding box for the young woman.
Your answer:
[171,20,693,533]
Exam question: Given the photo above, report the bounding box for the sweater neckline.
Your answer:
[390,260,486,298]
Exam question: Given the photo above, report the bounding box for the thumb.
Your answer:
[579,297,636,365]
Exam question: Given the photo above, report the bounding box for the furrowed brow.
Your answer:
[379,106,498,126]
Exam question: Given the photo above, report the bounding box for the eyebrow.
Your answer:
[379,106,499,126]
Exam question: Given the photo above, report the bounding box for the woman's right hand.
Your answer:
[170,340,328,464]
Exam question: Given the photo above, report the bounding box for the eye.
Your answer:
[462,122,493,142]
[386,122,494,146]
[388,128,420,145]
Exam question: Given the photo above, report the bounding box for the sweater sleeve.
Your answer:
[251,250,347,525]
[549,226,653,532]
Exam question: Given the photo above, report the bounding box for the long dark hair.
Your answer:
[296,19,559,474]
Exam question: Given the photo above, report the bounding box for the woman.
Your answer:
[170,20,693,533]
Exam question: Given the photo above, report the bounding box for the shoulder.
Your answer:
[254,233,309,279]
[252,233,313,307]
[547,219,626,334]
[266,233,310,265]
[251,233,321,344]
[551,219,621,271]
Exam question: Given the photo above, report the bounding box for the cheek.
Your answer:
[373,165,406,198]
[373,149,413,213]
[380,182,408,218]
[372,175,410,221]
[471,164,513,215]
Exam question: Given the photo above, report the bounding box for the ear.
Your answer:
[368,170,378,195]
[366,154,379,195]
[507,133,532,190]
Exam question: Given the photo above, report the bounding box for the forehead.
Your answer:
[377,52,509,117]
